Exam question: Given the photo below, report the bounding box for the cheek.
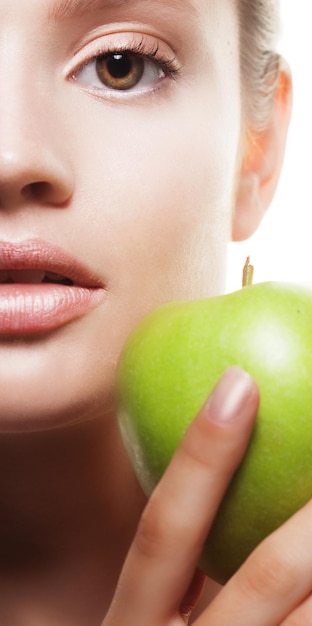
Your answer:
[76,94,240,301]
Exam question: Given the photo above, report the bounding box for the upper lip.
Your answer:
[0,239,104,288]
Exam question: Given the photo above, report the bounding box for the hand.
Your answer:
[104,366,259,625]
[105,365,312,625]
[203,497,312,626]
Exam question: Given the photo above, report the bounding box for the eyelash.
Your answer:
[117,39,179,74]
[71,36,181,96]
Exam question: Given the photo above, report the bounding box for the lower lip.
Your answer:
[0,284,103,335]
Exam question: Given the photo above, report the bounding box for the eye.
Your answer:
[96,52,154,91]
[72,41,180,95]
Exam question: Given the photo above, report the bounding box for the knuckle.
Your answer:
[134,486,197,563]
[178,417,220,472]
[178,402,248,478]
[238,539,298,600]
[134,495,171,560]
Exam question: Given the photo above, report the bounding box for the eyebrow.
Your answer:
[48,0,196,23]
[48,0,127,22]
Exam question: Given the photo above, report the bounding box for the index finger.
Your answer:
[105,367,259,626]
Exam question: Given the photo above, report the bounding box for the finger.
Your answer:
[180,568,207,623]
[105,367,259,626]
[281,592,312,625]
[198,498,312,626]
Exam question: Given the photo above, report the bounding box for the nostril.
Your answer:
[23,181,53,201]
[20,180,71,207]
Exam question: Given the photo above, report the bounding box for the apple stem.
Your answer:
[242,257,254,287]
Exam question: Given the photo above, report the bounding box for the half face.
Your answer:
[0,0,242,430]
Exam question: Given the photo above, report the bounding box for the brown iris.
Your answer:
[96,53,145,91]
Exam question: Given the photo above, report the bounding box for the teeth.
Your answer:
[45,271,68,283]
[0,271,9,283]
[0,270,70,284]
[8,270,46,284]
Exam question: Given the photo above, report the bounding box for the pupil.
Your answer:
[107,54,132,79]
[96,52,145,90]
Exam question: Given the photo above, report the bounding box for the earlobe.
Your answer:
[232,61,292,242]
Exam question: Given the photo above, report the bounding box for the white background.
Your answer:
[226,3,312,292]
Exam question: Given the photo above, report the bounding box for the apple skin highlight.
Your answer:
[117,282,312,584]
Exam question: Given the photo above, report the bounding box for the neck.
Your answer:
[0,412,146,623]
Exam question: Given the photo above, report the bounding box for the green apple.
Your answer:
[117,281,312,584]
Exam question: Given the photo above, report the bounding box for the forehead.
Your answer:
[0,0,237,34]
[41,0,239,36]
[0,0,240,68]
[46,0,239,49]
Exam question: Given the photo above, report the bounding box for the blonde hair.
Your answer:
[238,0,280,130]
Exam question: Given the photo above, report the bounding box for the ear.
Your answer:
[232,60,292,241]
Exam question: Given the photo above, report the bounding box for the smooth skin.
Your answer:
[1,0,310,624]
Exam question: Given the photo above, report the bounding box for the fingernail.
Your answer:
[205,366,256,423]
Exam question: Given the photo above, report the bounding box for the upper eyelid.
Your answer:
[65,31,181,78]
[74,49,180,82]
[73,43,160,75]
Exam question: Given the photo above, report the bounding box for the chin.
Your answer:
[0,386,111,434]
[0,319,118,433]
[0,396,85,434]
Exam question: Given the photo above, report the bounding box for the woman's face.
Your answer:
[0,0,243,430]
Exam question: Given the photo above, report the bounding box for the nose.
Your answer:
[0,147,74,209]
[0,85,74,210]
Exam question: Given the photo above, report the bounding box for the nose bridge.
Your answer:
[0,29,47,148]
[0,32,73,206]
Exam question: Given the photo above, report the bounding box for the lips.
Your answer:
[0,240,105,335]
